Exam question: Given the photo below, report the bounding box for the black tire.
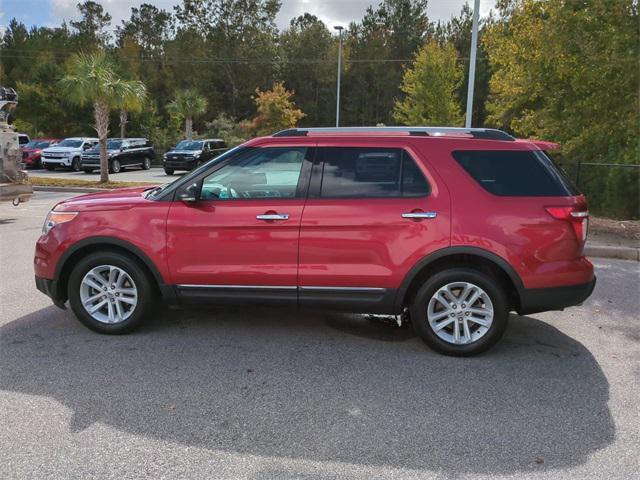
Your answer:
[82,168,94,174]
[110,159,121,174]
[67,251,156,334]
[44,164,55,171]
[70,157,81,171]
[142,156,151,170]
[164,168,174,175]
[410,268,508,356]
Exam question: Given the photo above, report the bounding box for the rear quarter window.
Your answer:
[452,150,579,197]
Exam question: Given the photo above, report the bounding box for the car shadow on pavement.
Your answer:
[0,305,614,476]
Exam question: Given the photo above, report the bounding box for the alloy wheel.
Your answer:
[80,265,138,324]
[426,281,494,345]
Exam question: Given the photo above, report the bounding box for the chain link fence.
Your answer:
[558,160,640,219]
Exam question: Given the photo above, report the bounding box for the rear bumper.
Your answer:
[517,277,596,315]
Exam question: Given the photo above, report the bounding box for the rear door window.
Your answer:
[318,147,430,198]
[452,150,579,196]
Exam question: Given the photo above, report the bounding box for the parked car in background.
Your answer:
[80,138,154,174]
[162,139,227,175]
[42,137,98,171]
[18,133,30,147]
[34,126,595,356]
[22,138,61,168]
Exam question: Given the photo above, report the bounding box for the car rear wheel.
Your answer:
[410,268,508,356]
[110,159,121,174]
[70,157,81,171]
[142,156,151,170]
[164,168,174,175]
[67,251,155,334]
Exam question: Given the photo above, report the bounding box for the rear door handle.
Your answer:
[402,211,437,219]
[256,214,289,221]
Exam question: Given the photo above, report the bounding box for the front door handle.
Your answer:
[402,211,437,219]
[256,213,289,221]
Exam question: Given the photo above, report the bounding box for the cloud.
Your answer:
[48,0,494,33]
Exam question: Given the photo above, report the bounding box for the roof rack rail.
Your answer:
[272,126,516,141]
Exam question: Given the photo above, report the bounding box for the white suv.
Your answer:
[42,137,98,171]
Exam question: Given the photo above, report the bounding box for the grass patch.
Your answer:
[30,176,157,189]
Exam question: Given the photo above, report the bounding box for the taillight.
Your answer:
[545,206,589,242]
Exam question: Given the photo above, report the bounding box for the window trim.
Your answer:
[174,146,316,203]
[451,149,578,197]
[310,147,431,200]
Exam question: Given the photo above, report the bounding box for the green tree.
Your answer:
[393,41,464,126]
[484,0,639,218]
[280,14,335,126]
[242,82,305,137]
[70,0,112,48]
[59,52,147,182]
[168,89,208,140]
[205,113,246,146]
[343,0,433,125]
[435,3,492,126]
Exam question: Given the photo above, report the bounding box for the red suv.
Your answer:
[34,127,595,356]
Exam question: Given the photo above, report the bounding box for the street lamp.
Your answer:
[465,0,480,128]
[334,25,344,127]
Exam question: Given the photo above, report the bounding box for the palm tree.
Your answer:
[59,52,146,183]
[168,89,207,140]
[118,94,145,139]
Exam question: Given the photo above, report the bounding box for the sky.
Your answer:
[1,0,494,34]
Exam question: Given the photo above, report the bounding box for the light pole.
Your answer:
[465,0,480,128]
[334,25,344,127]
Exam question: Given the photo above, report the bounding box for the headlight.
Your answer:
[42,211,78,234]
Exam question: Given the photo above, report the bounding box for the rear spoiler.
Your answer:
[528,139,560,150]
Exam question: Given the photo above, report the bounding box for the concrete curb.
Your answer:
[585,244,640,261]
[33,185,106,193]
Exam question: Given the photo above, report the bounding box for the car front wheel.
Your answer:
[142,156,151,170]
[67,251,155,334]
[70,157,81,171]
[164,168,174,175]
[410,268,508,356]
[110,159,121,174]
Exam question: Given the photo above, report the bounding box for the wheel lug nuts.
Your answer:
[465,312,470,316]
[450,312,455,317]
[461,304,466,308]
[452,304,457,309]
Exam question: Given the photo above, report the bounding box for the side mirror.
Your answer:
[178,182,200,203]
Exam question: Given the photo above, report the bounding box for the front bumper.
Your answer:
[517,277,596,315]
[42,156,71,167]
[163,157,198,170]
[35,276,66,309]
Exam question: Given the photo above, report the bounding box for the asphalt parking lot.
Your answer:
[1,192,639,480]
[28,166,176,184]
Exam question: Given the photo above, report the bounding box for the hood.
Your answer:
[53,186,158,212]
[43,146,79,154]
[167,150,202,155]
[23,147,42,154]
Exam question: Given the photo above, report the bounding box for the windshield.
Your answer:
[147,145,246,200]
[25,140,52,149]
[107,140,122,150]
[175,140,203,151]
[57,139,83,148]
